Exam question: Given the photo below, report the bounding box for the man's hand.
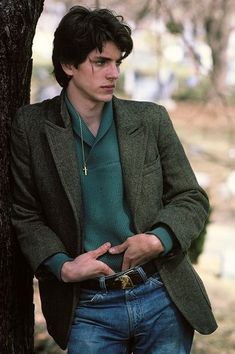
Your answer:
[61,242,114,283]
[109,234,164,271]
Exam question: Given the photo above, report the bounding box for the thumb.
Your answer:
[109,241,127,255]
[90,242,111,259]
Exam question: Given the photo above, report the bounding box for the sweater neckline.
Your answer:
[64,93,114,148]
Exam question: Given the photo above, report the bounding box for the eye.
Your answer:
[92,58,106,66]
[116,60,122,67]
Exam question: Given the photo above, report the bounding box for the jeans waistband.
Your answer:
[80,261,158,291]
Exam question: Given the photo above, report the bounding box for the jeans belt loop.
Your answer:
[99,276,107,291]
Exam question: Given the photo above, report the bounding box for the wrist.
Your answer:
[146,226,174,255]
[61,261,73,283]
[146,233,164,253]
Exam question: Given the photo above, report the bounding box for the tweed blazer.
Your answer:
[11,93,217,349]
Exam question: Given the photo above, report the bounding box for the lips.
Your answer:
[101,85,115,89]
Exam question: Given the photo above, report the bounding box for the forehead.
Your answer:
[89,41,122,59]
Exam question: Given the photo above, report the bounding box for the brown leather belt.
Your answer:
[81,261,158,291]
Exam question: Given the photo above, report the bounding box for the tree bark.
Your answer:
[0,1,44,352]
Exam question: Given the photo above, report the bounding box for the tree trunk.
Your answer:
[209,46,228,99]
[204,3,231,99]
[0,1,44,352]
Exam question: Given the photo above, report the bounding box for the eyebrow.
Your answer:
[91,55,123,62]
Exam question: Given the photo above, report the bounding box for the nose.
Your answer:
[106,63,120,80]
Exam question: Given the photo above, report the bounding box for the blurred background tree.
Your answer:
[155,0,234,100]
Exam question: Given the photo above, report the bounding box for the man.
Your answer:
[11,5,217,354]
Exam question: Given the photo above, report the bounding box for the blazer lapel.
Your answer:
[113,97,149,220]
[45,98,83,223]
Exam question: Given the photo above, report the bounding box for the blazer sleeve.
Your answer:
[152,105,210,252]
[11,107,67,273]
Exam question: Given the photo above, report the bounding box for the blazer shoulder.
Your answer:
[13,95,61,130]
[16,95,60,117]
[113,96,170,125]
[114,96,160,109]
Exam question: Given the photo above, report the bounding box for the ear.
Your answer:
[61,63,74,76]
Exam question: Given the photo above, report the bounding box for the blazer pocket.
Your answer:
[143,156,161,176]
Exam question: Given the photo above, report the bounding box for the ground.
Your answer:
[172,101,235,354]
[34,101,235,353]
[191,269,235,354]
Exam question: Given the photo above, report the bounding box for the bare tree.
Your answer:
[0,1,44,352]
[156,0,235,99]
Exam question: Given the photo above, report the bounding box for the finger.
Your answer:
[121,257,131,271]
[90,242,111,259]
[102,264,115,276]
[109,241,127,255]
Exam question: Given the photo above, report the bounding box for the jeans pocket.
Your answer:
[79,289,106,306]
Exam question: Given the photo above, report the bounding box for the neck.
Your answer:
[66,87,104,126]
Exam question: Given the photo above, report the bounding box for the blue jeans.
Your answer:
[68,271,194,354]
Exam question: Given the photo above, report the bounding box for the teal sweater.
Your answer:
[45,96,173,278]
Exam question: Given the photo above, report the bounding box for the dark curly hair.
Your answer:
[52,6,133,87]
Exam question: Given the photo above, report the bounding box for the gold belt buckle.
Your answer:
[115,274,134,289]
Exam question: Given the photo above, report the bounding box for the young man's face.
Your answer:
[62,41,122,104]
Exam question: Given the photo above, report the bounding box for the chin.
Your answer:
[103,97,113,102]
[103,94,114,102]
[94,92,114,103]
[96,96,113,103]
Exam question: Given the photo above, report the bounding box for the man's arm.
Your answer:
[11,107,114,280]
[109,104,209,270]
[153,105,209,251]
[11,108,67,273]
[44,244,114,282]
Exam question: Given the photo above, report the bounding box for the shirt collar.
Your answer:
[64,92,113,147]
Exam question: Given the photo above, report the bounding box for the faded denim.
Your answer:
[68,272,194,354]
